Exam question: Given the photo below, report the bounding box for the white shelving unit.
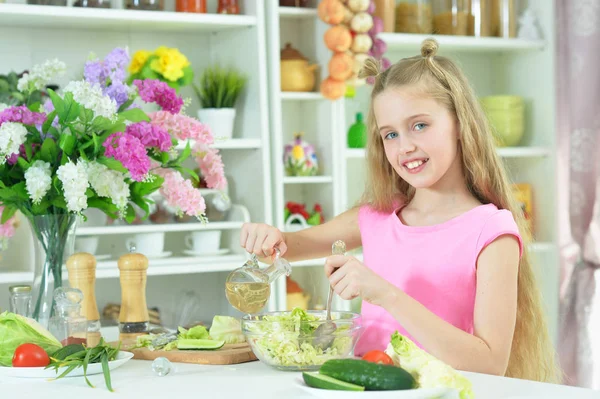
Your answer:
[0,0,273,321]
[338,1,560,341]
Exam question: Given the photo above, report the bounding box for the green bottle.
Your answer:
[347,112,367,149]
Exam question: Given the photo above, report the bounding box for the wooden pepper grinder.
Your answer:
[66,253,102,347]
[117,252,150,344]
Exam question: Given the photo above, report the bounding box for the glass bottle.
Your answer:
[469,0,493,37]
[48,288,88,346]
[218,0,240,14]
[73,0,112,8]
[432,0,472,36]
[496,0,520,38]
[225,248,291,314]
[9,285,32,317]
[176,0,206,13]
[395,0,433,34]
[126,0,163,11]
[347,112,367,149]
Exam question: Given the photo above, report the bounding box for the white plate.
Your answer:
[183,248,230,257]
[296,377,456,399]
[146,251,172,259]
[0,351,134,379]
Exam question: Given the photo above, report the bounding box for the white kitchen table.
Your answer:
[1,327,598,399]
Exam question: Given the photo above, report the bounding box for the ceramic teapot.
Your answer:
[280,43,318,92]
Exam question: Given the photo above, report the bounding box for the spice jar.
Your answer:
[395,0,433,34]
[126,0,163,11]
[48,288,88,346]
[496,0,519,38]
[218,0,239,14]
[176,0,206,13]
[469,0,493,36]
[73,0,111,7]
[9,285,31,317]
[432,0,472,36]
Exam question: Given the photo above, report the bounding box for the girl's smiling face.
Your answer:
[373,86,461,190]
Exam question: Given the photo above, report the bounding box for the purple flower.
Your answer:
[126,121,172,152]
[0,105,46,126]
[104,80,130,108]
[133,79,183,114]
[7,143,40,165]
[104,47,129,83]
[84,60,106,86]
[103,132,151,182]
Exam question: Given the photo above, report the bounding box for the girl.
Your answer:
[239,39,560,383]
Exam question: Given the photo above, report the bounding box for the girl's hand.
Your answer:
[239,223,287,258]
[324,255,393,306]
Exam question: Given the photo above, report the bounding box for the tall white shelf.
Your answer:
[0,1,274,321]
[337,1,559,341]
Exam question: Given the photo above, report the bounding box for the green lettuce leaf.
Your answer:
[208,316,245,344]
[178,325,210,340]
[0,311,62,367]
[385,331,474,399]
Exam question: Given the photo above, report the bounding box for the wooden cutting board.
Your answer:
[125,342,258,365]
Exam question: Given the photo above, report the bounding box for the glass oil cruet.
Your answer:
[225,248,291,314]
[48,287,88,346]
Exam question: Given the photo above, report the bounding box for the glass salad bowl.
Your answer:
[241,309,363,371]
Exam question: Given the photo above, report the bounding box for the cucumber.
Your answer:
[177,339,225,350]
[302,372,365,391]
[319,359,416,391]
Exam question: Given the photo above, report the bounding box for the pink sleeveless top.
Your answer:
[354,203,523,356]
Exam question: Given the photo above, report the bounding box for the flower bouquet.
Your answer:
[0,47,225,327]
[127,46,194,92]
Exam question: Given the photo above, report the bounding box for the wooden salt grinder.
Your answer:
[66,252,101,347]
[118,253,150,344]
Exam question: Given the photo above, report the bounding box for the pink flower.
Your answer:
[133,79,183,114]
[157,169,206,217]
[149,111,214,146]
[194,142,227,190]
[125,121,172,151]
[103,132,151,181]
[0,206,17,239]
[0,105,46,126]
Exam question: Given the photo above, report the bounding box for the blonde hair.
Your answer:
[358,39,561,383]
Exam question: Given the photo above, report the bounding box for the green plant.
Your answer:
[0,72,45,108]
[193,65,247,109]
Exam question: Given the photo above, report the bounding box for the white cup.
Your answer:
[185,231,221,254]
[74,237,99,255]
[126,232,165,256]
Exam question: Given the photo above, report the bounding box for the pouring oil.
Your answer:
[225,281,271,314]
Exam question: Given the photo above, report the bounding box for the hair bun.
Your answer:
[358,57,381,80]
[421,38,439,58]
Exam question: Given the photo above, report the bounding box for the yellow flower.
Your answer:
[292,145,305,161]
[129,50,151,74]
[149,47,190,82]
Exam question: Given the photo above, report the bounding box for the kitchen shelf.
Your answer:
[280,92,325,101]
[0,4,257,32]
[175,138,262,151]
[77,221,242,236]
[278,6,317,19]
[345,147,551,159]
[283,176,333,184]
[0,255,246,284]
[379,33,545,53]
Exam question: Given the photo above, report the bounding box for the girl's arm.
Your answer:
[283,206,362,262]
[381,235,520,375]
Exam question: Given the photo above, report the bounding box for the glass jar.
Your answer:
[432,0,472,36]
[27,0,67,5]
[126,0,163,11]
[73,0,111,7]
[496,0,520,38]
[9,285,32,317]
[469,0,493,36]
[176,0,206,13]
[395,0,433,34]
[48,287,88,346]
[218,0,239,14]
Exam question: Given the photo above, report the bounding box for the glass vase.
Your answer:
[29,213,77,329]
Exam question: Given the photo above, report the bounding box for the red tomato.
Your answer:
[12,343,50,367]
[362,350,394,365]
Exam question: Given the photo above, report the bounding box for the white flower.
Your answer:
[24,161,52,204]
[84,161,130,210]
[0,122,28,163]
[0,103,9,112]
[57,161,89,213]
[17,59,66,93]
[63,80,118,121]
